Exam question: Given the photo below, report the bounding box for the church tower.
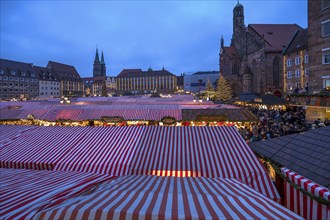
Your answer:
[93,48,101,77]
[231,1,245,54]
[100,51,106,77]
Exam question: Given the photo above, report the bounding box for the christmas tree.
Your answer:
[205,80,216,100]
[216,74,233,101]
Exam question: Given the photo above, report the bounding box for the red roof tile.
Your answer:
[249,24,302,52]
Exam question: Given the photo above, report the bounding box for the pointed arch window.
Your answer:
[273,57,280,87]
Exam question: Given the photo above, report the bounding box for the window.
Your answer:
[304,54,309,63]
[296,82,301,89]
[322,20,330,37]
[295,57,300,65]
[15,77,19,81]
[295,70,301,78]
[31,73,35,77]
[322,48,330,64]
[3,76,8,81]
[25,78,29,82]
[305,68,310,76]
[21,72,26,76]
[321,0,330,10]
[9,77,13,81]
[10,71,16,75]
[0,69,4,74]
[20,78,24,82]
[287,59,292,67]
[287,71,293,79]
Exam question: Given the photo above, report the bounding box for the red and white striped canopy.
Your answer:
[0,168,114,219]
[281,168,330,220]
[1,126,280,201]
[35,175,302,220]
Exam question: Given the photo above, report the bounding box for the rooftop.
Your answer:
[249,126,330,189]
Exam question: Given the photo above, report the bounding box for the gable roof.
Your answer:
[249,24,302,52]
[249,126,330,189]
[33,66,59,81]
[47,61,81,81]
[0,58,37,78]
[282,28,308,55]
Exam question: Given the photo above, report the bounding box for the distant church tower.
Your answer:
[231,1,245,56]
[93,48,106,77]
[100,51,106,77]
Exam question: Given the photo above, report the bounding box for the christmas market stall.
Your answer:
[249,126,330,220]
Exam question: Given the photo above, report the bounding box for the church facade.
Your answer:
[220,2,302,98]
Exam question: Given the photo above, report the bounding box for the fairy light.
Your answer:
[283,56,287,93]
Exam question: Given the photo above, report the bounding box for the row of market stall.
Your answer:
[0,125,303,219]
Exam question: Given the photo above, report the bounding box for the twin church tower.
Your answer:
[93,48,106,77]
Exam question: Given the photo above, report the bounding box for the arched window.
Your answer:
[273,57,280,87]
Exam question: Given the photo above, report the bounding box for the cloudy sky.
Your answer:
[1,0,307,77]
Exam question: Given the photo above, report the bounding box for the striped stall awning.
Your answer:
[54,126,143,176]
[1,126,280,201]
[0,126,91,170]
[281,168,330,220]
[0,125,37,146]
[0,168,114,219]
[35,175,302,220]
[128,126,279,201]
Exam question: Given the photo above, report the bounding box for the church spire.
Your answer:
[101,50,105,63]
[95,47,100,62]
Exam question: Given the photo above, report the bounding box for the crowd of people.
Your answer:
[238,106,327,143]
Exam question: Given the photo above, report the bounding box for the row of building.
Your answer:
[220,0,329,97]
[0,48,220,100]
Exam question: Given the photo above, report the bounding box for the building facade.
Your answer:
[46,61,83,97]
[106,76,116,93]
[308,0,330,92]
[183,71,219,94]
[83,76,106,96]
[220,2,302,97]
[33,66,61,99]
[116,68,177,94]
[283,29,310,94]
[0,59,39,100]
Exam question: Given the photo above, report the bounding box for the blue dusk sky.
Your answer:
[1,0,307,77]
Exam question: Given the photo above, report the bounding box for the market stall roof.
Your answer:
[249,126,330,189]
[0,168,114,219]
[1,125,280,201]
[249,94,287,105]
[35,175,302,220]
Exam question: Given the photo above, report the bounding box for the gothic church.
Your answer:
[93,48,106,77]
[220,2,302,97]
